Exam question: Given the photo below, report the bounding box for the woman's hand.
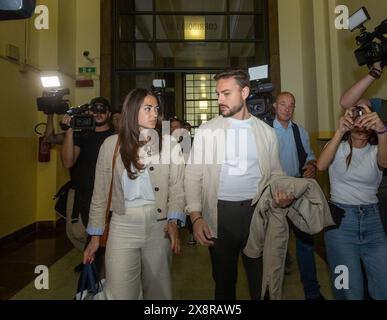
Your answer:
[338,110,355,134]
[165,222,181,255]
[355,104,385,132]
[83,236,100,264]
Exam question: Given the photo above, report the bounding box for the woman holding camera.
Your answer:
[83,88,186,300]
[316,104,387,299]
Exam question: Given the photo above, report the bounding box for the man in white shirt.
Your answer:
[185,69,293,300]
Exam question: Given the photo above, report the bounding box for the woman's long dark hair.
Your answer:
[119,88,163,179]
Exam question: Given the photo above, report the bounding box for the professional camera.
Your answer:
[36,88,70,114]
[349,7,387,67]
[60,104,96,131]
[247,65,275,123]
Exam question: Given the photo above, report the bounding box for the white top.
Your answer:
[122,167,156,208]
[218,117,262,201]
[329,142,382,205]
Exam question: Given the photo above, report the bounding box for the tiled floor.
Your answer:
[0,220,73,300]
[2,224,333,300]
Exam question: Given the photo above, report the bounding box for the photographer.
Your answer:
[61,97,114,233]
[316,105,387,299]
[340,61,387,234]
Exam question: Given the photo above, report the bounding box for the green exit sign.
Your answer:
[79,67,96,74]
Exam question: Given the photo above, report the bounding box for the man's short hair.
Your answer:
[214,69,250,89]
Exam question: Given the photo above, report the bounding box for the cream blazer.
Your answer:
[88,134,185,233]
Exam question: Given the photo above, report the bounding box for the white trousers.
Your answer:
[104,205,172,300]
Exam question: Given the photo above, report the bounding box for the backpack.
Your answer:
[53,181,73,219]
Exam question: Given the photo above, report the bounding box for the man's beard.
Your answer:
[95,118,108,127]
[220,101,244,118]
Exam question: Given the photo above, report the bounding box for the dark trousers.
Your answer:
[291,223,321,299]
[209,200,263,300]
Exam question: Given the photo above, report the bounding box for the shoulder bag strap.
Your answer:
[105,139,120,222]
[291,122,308,176]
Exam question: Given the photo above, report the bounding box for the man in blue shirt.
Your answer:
[273,91,323,300]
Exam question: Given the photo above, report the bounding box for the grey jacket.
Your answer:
[88,134,186,234]
[243,175,335,300]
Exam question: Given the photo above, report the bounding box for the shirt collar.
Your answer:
[274,118,293,129]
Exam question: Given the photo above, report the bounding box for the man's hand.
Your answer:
[272,188,295,209]
[190,213,214,246]
[164,222,181,254]
[303,160,316,179]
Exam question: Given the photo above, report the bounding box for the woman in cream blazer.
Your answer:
[83,88,186,300]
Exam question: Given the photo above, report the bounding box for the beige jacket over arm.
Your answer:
[87,134,186,234]
[184,115,284,238]
[243,175,335,300]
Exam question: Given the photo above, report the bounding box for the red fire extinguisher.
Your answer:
[35,123,51,162]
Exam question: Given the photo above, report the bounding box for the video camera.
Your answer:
[36,88,95,131]
[37,88,70,115]
[60,104,96,131]
[349,7,387,67]
[247,65,275,123]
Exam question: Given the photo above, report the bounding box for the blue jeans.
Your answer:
[292,226,321,299]
[325,202,387,300]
